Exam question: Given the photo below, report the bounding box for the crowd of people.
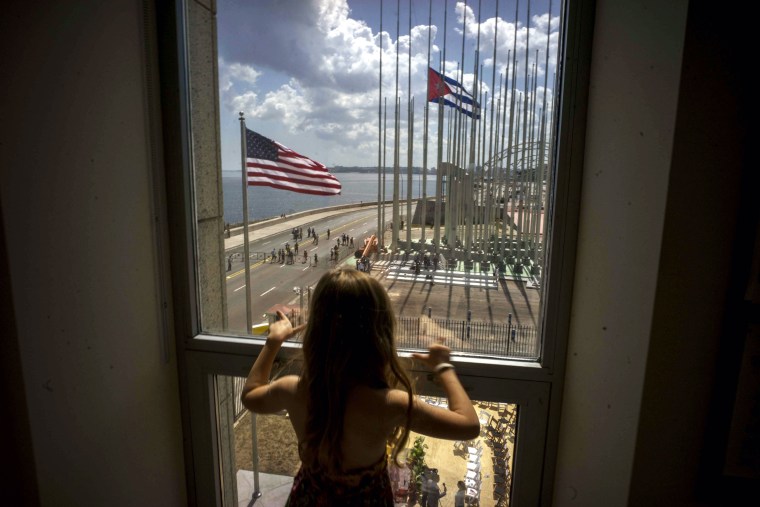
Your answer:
[260,227,364,268]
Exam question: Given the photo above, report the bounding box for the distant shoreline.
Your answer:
[223,167,437,175]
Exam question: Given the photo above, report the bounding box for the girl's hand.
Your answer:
[412,343,451,369]
[267,311,305,344]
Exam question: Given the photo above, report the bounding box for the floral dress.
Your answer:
[285,454,394,507]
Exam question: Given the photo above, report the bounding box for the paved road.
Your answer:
[224,207,383,333]
[221,203,540,335]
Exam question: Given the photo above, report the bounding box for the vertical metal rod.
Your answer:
[487,0,500,247]
[406,0,413,249]
[392,0,401,250]
[383,97,388,245]
[517,0,531,266]
[434,2,448,253]
[239,114,253,334]
[250,414,261,502]
[502,0,519,260]
[377,0,383,253]
[421,0,432,244]
[407,96,414,248]
[534,0,553,271]
[239,113,259,500]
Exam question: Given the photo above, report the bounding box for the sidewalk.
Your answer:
[224,204,375,251]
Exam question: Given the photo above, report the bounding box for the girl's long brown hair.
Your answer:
[298,268,413,476]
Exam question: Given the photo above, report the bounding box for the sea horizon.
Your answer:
[223,171,437,224]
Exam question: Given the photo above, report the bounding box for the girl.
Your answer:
[241,268,479,506]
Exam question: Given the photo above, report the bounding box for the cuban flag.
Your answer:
[427,67,480,120]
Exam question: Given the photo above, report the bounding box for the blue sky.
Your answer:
[216,0,559,170]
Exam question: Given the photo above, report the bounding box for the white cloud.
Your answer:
[217,0,559,167]
[455,2,560,80]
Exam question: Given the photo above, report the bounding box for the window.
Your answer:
[157,0,593,505]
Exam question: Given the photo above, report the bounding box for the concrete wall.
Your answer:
[553,0,689,504]
[554,0,753,505]
[1,1,186,506]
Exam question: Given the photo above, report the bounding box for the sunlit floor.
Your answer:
[396,400,516,506]
[236,400,515,506]
[236,471,293,507]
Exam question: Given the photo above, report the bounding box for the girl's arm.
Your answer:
[241,311,304,413]
[390,344,480,440]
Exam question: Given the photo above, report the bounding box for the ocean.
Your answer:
[223,172,437,224]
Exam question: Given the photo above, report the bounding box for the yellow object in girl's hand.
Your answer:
[251,322,270,335]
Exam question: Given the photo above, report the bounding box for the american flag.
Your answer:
[245,129,341,196]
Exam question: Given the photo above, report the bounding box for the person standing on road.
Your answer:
[424,472,446,507]
[454,480,466,507]
[313,253,318,266]
[327,228,330,240]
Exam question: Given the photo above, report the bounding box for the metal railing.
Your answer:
[234,314,538,420]
[278,311,538,359]
[396,316,539,359]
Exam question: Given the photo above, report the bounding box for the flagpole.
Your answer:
[421,0,432,244]
[377,0,383,255]
[516,0,531,269]
[503,0,519,260]
[525,56,537,256]
[239,113,253,333]
[487,0,499,254]
[407,96,414,249]
[390,0,400,251]
[498,58,509,260]
[433,2,448,255]
[239,112,260,501]
[406,0,412,250]
[530,53,539,259]
[479,85,487,247]
[534,0,553,272]
[383,97,388,246]
[493,75,502,247]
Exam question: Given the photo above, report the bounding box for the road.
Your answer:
[224,207,383,333]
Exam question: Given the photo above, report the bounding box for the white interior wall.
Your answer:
[0,1,186,506]
[552,0,689,504]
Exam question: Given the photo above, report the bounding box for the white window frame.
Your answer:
[154,0,596,504]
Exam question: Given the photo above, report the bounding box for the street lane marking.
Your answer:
[226,259,267,280]
[263,240,271,245]
[234,285,246,292]
[260,286,276,297]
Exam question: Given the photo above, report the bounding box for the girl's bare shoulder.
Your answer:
[385,388,416,419]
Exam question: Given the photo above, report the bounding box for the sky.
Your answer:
[216,0,560,171]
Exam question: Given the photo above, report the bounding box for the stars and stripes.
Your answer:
[245,129,341,196]
[427,67,480,119]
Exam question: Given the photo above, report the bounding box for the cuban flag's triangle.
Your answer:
[427,67,480,119]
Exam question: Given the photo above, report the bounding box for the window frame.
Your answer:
[155,0,596,504]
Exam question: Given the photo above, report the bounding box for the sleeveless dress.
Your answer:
[285,454,394,506]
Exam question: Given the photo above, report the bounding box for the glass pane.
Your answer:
[221,375,518,506]
[200,0,563,360]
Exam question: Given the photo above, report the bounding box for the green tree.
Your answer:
[407,436,428,506]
